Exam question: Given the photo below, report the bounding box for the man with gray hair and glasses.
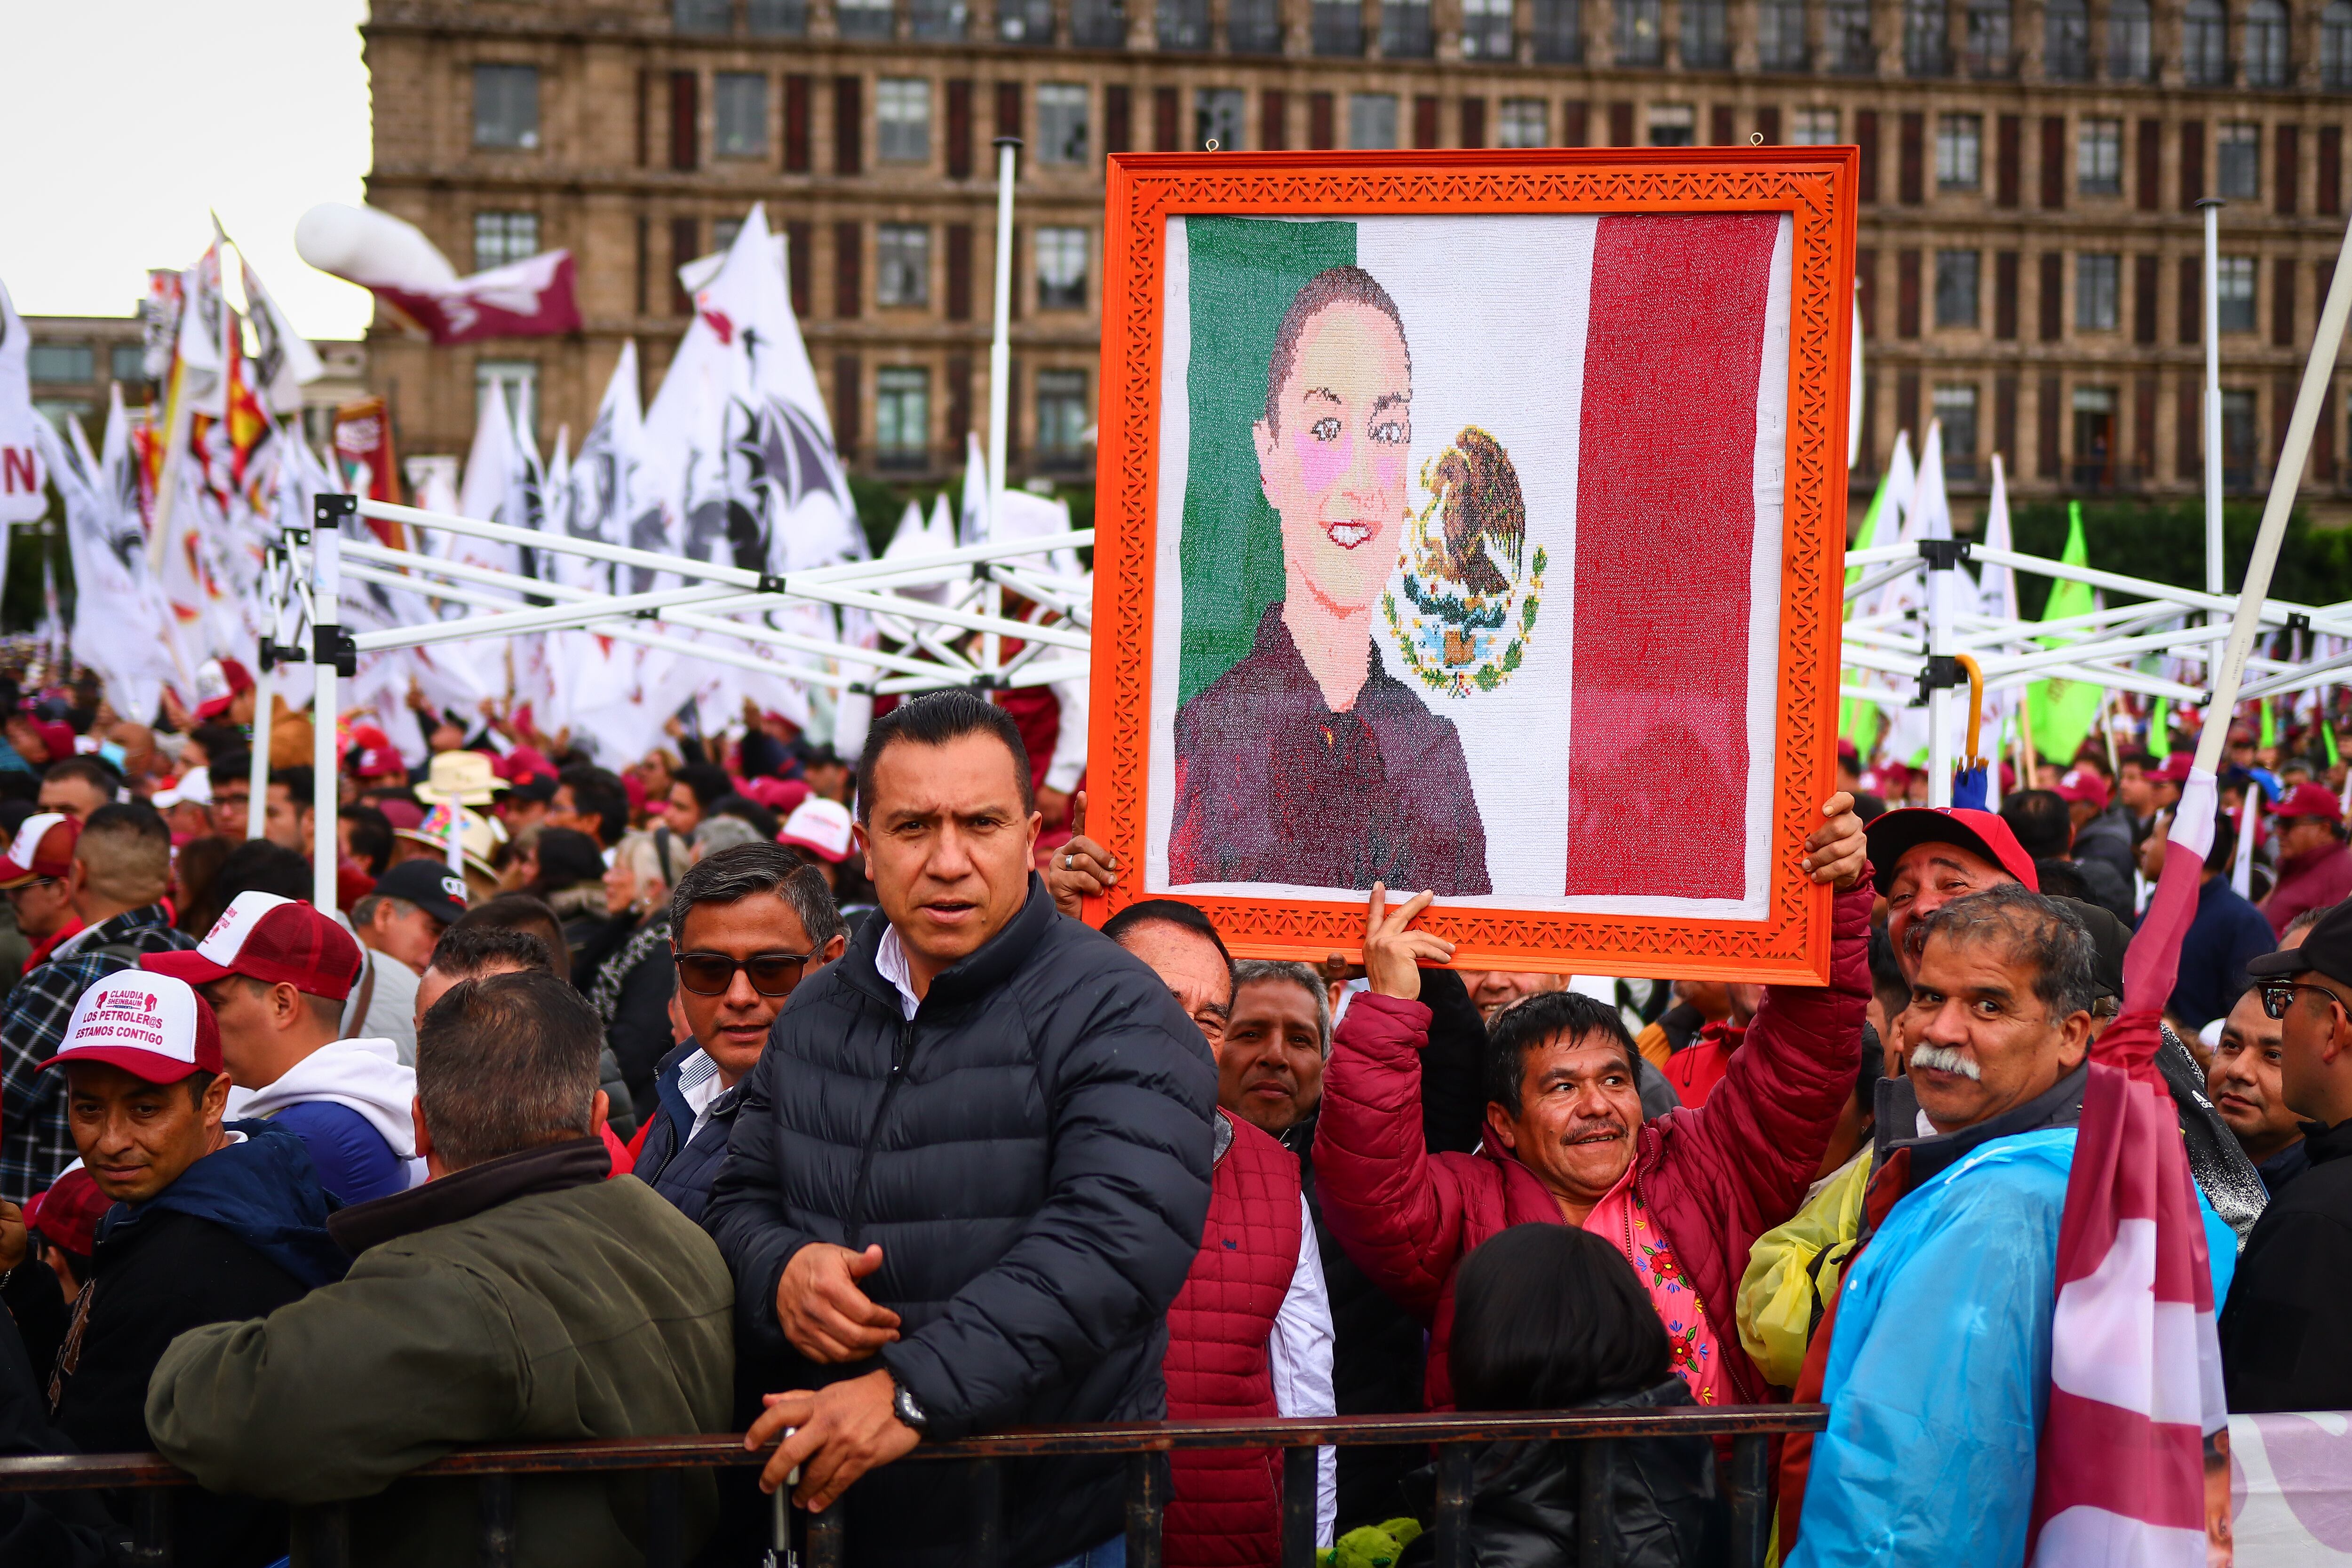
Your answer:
[1783,885,2239,1568]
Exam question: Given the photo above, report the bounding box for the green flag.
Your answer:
[2026,502,2103,766]
[2148,697,2170,759]
[2258,698,2276,752]
[2326,719,2341,768]
[1840,467,1900,756]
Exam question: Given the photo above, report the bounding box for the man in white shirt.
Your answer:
[346,861,469,1064]
[1103,898,1339,1557]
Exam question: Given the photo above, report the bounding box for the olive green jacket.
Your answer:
[147,1142,734,1568]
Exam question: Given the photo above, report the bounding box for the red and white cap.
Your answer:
[0,813,79,890]
[142,891,363,1001]
[779,797,855,863]
[2055,768,2111,810]
[40,972,222,1083]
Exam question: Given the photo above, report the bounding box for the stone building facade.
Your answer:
[361,0,2352,502]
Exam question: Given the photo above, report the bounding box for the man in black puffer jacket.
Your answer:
[706,692,1217,1568]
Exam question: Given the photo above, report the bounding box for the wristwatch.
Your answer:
[890,1374,929,1433]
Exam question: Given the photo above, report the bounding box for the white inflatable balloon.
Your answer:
[294,203,461,292]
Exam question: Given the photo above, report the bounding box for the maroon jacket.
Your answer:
[1311,881,1872,1408]
[2264,840,2352,937]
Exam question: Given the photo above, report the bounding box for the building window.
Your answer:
[472,64,540,150]
[27,344,93,383]
[2073,386,2117,487]
[910,0,966,38]
[1037,227,1088,309]
[876,368,929,468]
[1036,85,1088,163]
[1935,249,1980,326]
[748,0,807,33]
[1382,0,1434,54]
[2077,118,2122,195]
[2217,122,2260,198]
[1682,0,1730,63]
[1792,107,1840,143]
[1072,0,1126,43]
[1964,0,2010,75]
[476,359,538,442]
[1349,93,1398,148]
[1647,104,1695,145]
[1499,98,1548,146]
[2221,388,2257,489]
[2107,0,2152,78]
[1937,114,1981,188]
[675,0,732,31]
[1160,0,1211,48]
[1195,88,1244,149]
[877,79,930,162]
[1037,370,1089,465]
[1532,0,1582,59]
[2244,0,2289,85]
[473,211,540,272]
[1759,0,1808,67]
[714,73,769,158]
[1617,0,1664,61]
[1231,0,1283,49]
[2076,253,2120,329]
[1462,0,1515,57]
[2184,0,2227,85]
[877,225,930,308]
[1904,0,1949,74]
[837,0,895,38]
[2043,0,2088,77]
[1000,0,1054,39]
[110,344,146,383]
[2326,0,2352,87]
[713,217,744,253]
[2217,256,2257,331]
[1313,0,1364,52]
[1933,384,1979,478]
[1828,0,1874,69]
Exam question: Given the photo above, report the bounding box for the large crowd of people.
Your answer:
[0,663,2344,1568]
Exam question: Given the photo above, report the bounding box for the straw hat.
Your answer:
[417,750,508,807]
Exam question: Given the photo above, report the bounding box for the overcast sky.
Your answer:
[0,0,375,340]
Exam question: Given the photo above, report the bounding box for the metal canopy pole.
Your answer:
[310,498,350,912]
[1925,543,1955,808]
[2199,199,2227,613]
[247,546,285,843]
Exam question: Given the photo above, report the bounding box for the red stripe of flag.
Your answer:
[1565,214,1781,899]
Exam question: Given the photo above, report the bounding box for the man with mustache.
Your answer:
[1169,265,1488,895]
[1310,793,1871,1413]
[1783,886,2238,1568]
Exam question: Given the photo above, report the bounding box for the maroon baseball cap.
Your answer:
[2054,768,2111,810]
[143,891,364,1001]
[1864,806,2042,895]
[2273,782,2344,824]
[2155,753,2194,784]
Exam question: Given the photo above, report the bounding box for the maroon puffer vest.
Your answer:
[1161,1111,1304,1568]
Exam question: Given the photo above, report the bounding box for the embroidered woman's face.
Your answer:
[1254,301,1412,617]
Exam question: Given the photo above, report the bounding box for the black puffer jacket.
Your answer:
[704,875,1217,1568]
[1398,1380,1727,1568]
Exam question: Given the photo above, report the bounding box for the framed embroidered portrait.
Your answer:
[1086,148,1858,983]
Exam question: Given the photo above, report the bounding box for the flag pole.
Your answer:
[246,546,281,843]
[311,495,349,912]
[985,135,1021,685]
[2198,198,2227,669]
[2191,205,2352,778]
[1927,542,1954,808]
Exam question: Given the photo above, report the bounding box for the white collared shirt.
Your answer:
[874,924,922,1020]
[676,1048,726,1144]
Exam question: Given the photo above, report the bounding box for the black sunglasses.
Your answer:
[2260,980,2346,1022]
[674,950,816,998]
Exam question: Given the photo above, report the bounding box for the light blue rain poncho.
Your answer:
[1787,1126,2237,1568]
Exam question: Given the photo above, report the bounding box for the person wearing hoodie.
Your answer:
[25,971,343,1568]
[1399,1223,1725,1568]
[146,970,734,1568]
[143,892,418,1204]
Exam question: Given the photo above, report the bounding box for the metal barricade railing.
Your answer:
[0,1406,1827,1568]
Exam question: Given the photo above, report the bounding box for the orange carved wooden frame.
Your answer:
[1085,148,1859,984]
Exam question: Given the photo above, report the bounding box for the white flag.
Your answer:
[239,256,324,415]
[36,396,183,717]
[0,278,48,525]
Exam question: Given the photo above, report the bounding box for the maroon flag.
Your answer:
[366,251,580,346]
